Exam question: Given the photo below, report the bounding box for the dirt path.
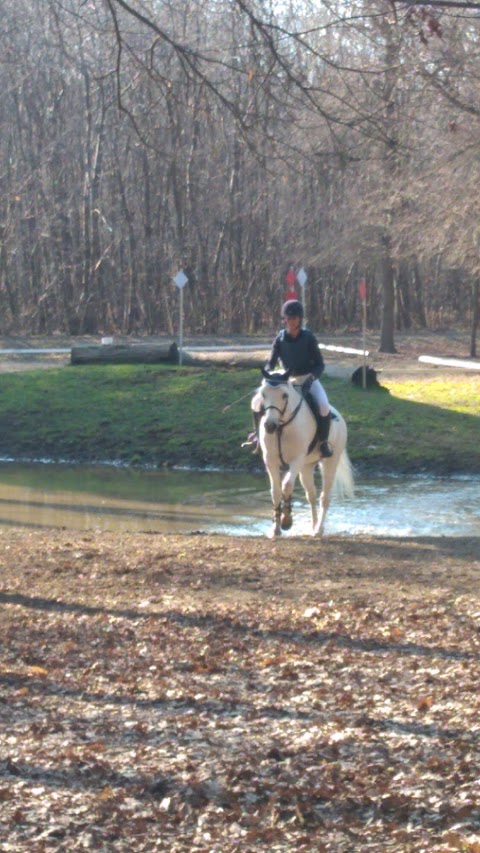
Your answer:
[1,528,479,610]
[0,530,479,852]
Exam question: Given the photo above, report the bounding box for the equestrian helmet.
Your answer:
[282,299,304,319]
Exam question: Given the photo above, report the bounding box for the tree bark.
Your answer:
[470,279,479,358]
[379,240,397,353]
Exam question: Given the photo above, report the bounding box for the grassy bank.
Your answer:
[0,363,478,473]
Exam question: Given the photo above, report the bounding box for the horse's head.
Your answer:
[259,368,292,434]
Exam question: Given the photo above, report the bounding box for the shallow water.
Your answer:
[0,462,478,538]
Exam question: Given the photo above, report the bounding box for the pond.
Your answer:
[0,461,478,538]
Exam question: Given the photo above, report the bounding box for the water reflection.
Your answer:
[0,462,477,538]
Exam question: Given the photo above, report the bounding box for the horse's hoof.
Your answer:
[267,526,281,539]
[281,516,293,531]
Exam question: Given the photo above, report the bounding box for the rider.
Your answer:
[255,299,333,458]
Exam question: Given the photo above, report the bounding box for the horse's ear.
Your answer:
[283,369,291,381]
[261,366,270,379]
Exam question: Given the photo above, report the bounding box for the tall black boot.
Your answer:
[316,412,333,458]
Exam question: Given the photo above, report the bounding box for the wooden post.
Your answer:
[362,298,367,390]
[179,286,184,365]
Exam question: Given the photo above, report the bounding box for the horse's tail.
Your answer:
[333,449,355,499]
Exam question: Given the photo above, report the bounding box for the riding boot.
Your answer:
[316,412,333,458]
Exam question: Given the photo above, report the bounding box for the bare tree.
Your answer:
[0,0,478,345]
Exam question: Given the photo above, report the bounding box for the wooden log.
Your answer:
[180,350,266,368]
[71,342,179,365]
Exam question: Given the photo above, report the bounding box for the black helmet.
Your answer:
[282,299,304,319]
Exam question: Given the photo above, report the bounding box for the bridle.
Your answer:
[263,382,304,466]
[263,381,303,424]
[263,397,288,419]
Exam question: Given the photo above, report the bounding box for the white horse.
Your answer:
[252,368,354,537]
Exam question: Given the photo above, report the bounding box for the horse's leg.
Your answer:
[299,465,318,533]
[266,466,283,537]
[314,458,338,537]
[280,462,303,531]
[280,493,293,530]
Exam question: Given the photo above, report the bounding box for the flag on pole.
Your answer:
[285,265,297,301]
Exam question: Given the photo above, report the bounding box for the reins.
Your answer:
[264,386,304,467]
[278,396,303,429]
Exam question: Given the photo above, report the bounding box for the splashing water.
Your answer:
[0,462,477,538]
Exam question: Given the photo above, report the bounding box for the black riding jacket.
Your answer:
[266,328,325,378]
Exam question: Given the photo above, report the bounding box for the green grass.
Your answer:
[0,364,478,473]
[331,374,480,473]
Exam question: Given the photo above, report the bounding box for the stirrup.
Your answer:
[241,432,258,450]
[320,440,333,458]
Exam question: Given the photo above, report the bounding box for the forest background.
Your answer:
[1,0,480,355]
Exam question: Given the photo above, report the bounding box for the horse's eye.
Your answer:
[261,391,265,398]
[282,393,288,400]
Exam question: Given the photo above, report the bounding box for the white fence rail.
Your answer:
[419,355,480,371]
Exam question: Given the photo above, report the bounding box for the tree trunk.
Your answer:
[413,262,427,328]
[377,11,400,354]
[470,279,479,358]
[379,241,397,353]
[396,261,411,330]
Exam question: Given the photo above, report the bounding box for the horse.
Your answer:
[251,368,354,537]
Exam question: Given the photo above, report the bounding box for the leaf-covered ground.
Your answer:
[0,530,479,852]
